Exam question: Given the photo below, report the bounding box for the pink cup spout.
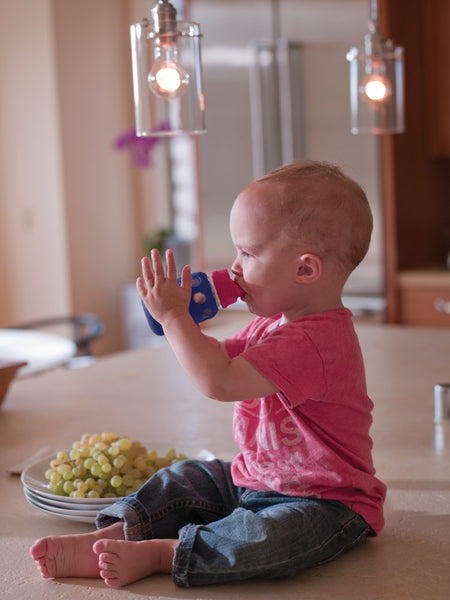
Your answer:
[211,270,245,308]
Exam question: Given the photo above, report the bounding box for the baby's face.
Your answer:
[229,183,303,319]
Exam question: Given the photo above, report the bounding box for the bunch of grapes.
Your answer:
[44,432,187,499]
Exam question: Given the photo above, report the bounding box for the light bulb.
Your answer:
[130,0,205,136]
[148,44,189,101]
[155,65,181,92]
[361,76,390,102]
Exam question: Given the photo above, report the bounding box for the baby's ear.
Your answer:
[296,253,322,283]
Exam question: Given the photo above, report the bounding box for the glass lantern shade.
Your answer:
[130,18,205,137]
[347,39,404,134]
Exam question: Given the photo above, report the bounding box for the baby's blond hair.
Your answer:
[256,161,373,274]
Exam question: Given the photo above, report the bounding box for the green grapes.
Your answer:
[44,432,187,499]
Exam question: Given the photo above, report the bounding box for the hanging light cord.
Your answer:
[370,0,379,22]
[270,0,281,43]
[369,0,380,32]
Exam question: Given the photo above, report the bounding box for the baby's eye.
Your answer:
[241,250,252,259]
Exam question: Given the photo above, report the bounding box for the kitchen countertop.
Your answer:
[1,322,449,600]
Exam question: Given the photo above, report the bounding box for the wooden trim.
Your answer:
[380,134,399,323]
[379,0,399,323]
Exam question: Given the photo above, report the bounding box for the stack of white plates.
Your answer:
[21,446,214,523]
[21,457,118,523]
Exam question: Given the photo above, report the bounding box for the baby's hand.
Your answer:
[136,249,192,329]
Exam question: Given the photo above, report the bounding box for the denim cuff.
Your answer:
[171,523,199,587]
[96,497,154,541]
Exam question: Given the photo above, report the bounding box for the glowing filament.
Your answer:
[364,78,389,102]
[155,65,181,92]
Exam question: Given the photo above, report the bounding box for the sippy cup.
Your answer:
[142,269,245,335]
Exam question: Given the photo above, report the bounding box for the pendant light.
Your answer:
[130,0,206,137]
[346,0,404,134]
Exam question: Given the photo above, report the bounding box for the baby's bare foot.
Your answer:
[30,522,124,580]
[93,538,177,587]
[30,534,101,579]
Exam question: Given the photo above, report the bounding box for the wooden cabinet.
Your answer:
[381,0,450,327]
[398,271,450,327]
[424,0,450,157]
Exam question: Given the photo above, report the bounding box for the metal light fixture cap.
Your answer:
[364,20,400,59]
[152,0,177,35]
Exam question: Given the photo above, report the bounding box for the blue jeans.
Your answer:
[96,459,372,587]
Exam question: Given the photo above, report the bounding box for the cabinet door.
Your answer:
[425,0,450,157]
[400,287,450,327]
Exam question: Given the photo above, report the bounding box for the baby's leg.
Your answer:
[30,521,124,580]
[93,538,177,587]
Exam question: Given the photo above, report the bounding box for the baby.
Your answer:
[30,160,386,587]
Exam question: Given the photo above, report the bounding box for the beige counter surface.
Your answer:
[1,323,449,600]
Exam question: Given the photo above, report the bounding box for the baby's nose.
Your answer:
[230,258,242,276]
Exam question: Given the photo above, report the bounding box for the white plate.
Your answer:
[21,446,214,505]
[0,329,76,377]
[21,460,118,504]
[24,493,97,523]
[23,487,112,511]
[24,489,101,517]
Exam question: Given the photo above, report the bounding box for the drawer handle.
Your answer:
[434,298,450,314]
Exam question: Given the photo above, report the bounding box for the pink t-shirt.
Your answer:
[225,309,386,535]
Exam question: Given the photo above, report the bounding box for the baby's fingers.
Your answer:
[136,276,147,299]
[165,249,178,280]
[150,249,165,280]
[140,256,154,285]
[180,264,192,293]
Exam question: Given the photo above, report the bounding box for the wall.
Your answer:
[0,0,159,354]
[52,0,141,353]
[0,0,71,323]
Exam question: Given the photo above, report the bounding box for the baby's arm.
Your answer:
[136,250,278,402]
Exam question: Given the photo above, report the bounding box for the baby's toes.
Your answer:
[98,556,113,570]
[92,539,108,556]
[98,550,114,562]
[99,569,121,587]
[37,563,51,578]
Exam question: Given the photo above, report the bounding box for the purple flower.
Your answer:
[114,121,171,168]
